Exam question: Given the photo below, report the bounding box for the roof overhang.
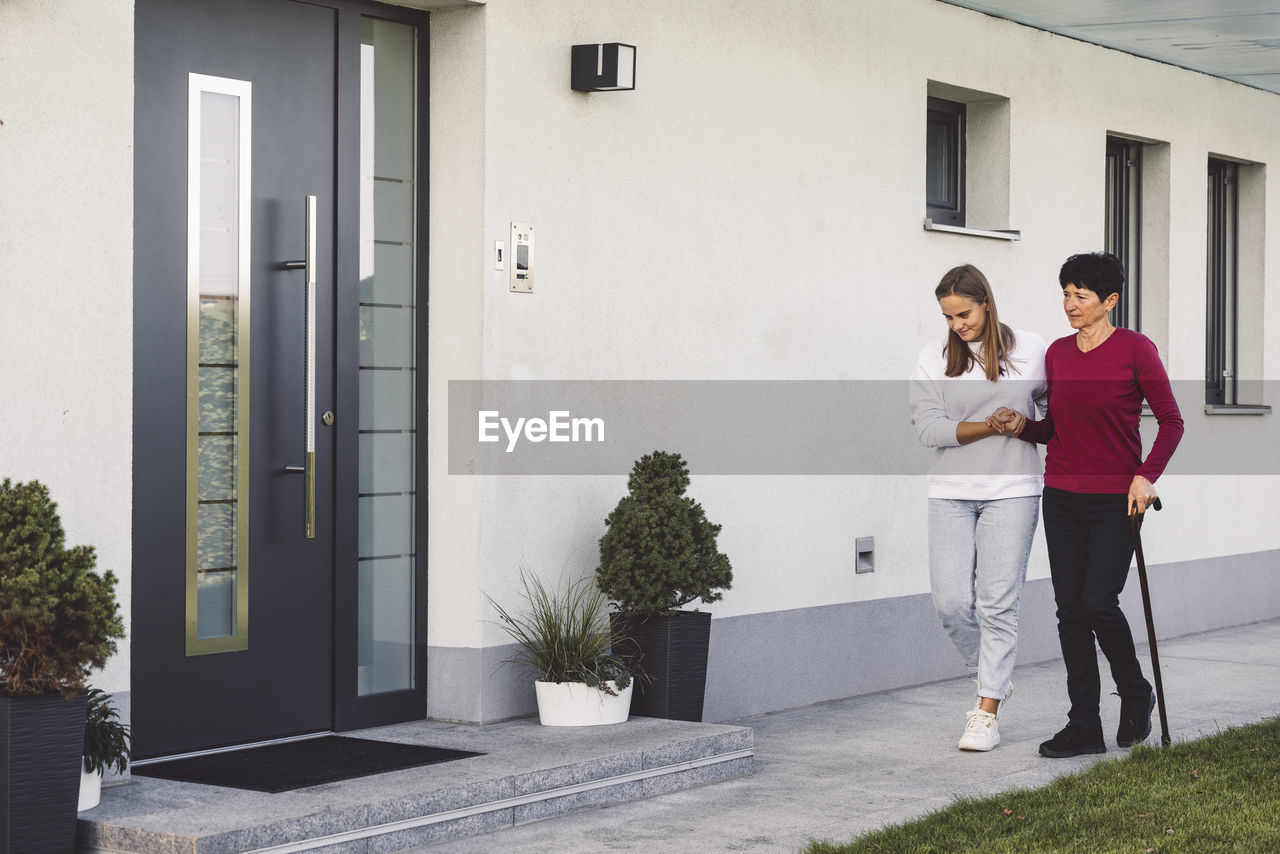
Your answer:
[939,1,1280,96]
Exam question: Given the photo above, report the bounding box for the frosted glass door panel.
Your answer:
[373,180,414,244]
[358,432,414,495]
[357,494,413,559]
[359,305,414,366]
[197,572,236,640]
[358,370,413,432]
[196,503,235,568]
[187,73,251,654]
[362,244,414,305]
[196,437,236,500]
[357,17,417,696]
[357,558,414,696]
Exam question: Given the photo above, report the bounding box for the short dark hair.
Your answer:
[1058,252,1125,301]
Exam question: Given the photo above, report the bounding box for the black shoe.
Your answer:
[1117,687,1156,747]
[1039,723,1106,758]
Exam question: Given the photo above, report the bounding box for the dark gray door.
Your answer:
[133,0,339,758]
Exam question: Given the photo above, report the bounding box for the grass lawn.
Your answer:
[804,717,1280,854]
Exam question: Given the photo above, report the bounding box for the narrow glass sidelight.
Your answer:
[357,18,418,695]
[187,74,252,655]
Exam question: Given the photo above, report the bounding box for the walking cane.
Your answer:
[1131,496,1172,747]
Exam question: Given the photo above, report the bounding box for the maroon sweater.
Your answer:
[1018,327,1184,493]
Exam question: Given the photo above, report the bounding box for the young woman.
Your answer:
[910,264,1047,751]
[990,252,1183,757]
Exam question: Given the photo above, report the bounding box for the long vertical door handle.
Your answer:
[285,195,317,538]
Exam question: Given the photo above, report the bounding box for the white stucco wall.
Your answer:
[0,0,134,693]
[3,0,1274,723]
[426,0,1280,679]
[427,5,489,653]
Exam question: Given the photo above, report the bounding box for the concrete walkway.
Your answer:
[416,618,1280,853]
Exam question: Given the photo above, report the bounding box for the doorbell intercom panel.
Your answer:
[510,222,533,293]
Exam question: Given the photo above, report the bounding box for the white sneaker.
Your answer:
[958,709,1000,751]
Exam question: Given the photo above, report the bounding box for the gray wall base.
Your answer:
[427,644,537,724]
[429,550,1279,725]
[703,548,1280,721]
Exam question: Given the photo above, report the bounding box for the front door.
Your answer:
[133,0,427,759]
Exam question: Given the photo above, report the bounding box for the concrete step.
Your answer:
[78,717,753,852]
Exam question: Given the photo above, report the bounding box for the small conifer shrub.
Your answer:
[595,451,732,616]
[0,479,125,697]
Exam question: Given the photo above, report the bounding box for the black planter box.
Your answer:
[0,692,88,854]
[613,610,711,722]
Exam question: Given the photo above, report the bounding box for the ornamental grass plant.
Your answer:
[488,565,633,694]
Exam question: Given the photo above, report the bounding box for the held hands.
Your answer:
[1128,475,1159,516]
[980,412,1159,513]
[985,406,1026,436]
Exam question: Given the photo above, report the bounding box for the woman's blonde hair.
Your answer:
[934,264,1018,381]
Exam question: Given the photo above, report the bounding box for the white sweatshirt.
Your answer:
[909,328,1048,500]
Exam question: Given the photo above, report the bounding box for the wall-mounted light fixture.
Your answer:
[571,43,636,92]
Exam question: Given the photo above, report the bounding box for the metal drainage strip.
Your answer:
[244,748,754,853]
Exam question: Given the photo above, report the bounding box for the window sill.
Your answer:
[922,218,1020,241]
[1204,404,1272,415]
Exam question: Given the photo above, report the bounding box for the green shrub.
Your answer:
[596,451,732,616]
[83,686,131,775]
[0,479,125,697]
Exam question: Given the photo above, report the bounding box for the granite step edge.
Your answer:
[78,731,754,853]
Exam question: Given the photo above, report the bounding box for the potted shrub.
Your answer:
[488,565,635,726]
[595,451,732,722]
[78,686,131,811]
[0,479,125,851]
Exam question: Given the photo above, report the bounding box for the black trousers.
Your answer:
[1042,487,1151,731]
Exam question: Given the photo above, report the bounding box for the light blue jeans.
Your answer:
[928,496,1039,702]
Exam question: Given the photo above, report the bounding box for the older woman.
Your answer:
[991,252,1183,758]
[911,264,1047,751]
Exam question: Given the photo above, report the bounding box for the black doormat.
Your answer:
[135,736,483,793]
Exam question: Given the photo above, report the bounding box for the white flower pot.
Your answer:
[78,767,102,812]
[534,680,633,726]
